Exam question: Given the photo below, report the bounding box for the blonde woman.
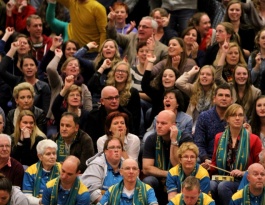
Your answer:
[175,65,216,132]
[106,61,141,135]
[11,110,46,166]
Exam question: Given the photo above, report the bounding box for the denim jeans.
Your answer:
[210,180,239,205]
[166,9,196,35]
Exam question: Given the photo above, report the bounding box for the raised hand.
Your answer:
[147,35,155,52]
[5,27,14,37]
[11,40,21,51]
[18,0,27,13]
[221,39,229,54]
[55,48,63,58]
[255,53,262,69]
[172,55,181,68]
[169,125,179,142]
[191,42,199,59]
[64,75,75,89]
[189,65,200,76]
[51,35,63,50]
[107,6,116,22]
[101,59,112,70]
[86,41,98,50]
[126,21,136,34]
[146,53,156,63]
[20,127,31,141]
[162,14,170,27]
[6,1,15,16]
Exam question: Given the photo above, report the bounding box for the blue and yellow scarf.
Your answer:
[242,185,265,204]
[216,128,249,175]
[50,177,80,205]
[155,131,181,170]
[33,161,60,197]
[108,179,147,205]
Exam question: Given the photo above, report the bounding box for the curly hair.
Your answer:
[106,61,132,106]
[190,65,216,106]
[13,110,46,148]
[177,142,199,159]
[94,39,121,70]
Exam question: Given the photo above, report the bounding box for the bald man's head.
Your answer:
[100,86,120,112]
[247,163,265,191]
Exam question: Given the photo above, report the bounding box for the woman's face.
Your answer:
[19,115,34,134]
[17,37,30,55]
[64,59,80,76]
[22,58,37,78]
[216,25,229,43]
[162,69,176,88]
[183,29,197,46]
[64,42,77,58]
[0,190,10,205]
[226,46,240,65]
[168,39,183,57]
[15,89,34,110]
[256,98,265,118]
[163,92,178,112]
[152,11,163,27]
[197,14,211,37]
[109,116,127,137]
[0,115,4,134]
[137,46,149,64]
[114,64,129,84]
[258,31,265,49]
[227,107,244,128]
[199,67,214,86]
[102,41,116,59]
[228,3,242,22]
[67,90,81,107]
[234,66,248,85]
[39,147,57,169]
[180,150,197,170]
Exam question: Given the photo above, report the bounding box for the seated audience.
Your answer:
[166,142,210,200]
[0,173,29,205]
[52,112,94,173]
[23,139,61,205]
[98,158,158,205]
[0,134,24,188]
[42,155,90,205]
[80,137,124,204]
[97,111,140,160]
[5,82,47,135]
[11,110,46,166]
[230,163,265,205]
[168,176,215,205]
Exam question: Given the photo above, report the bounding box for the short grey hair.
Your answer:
[141,16,158,30]
[36,139,58,155]
[0,134,11,145]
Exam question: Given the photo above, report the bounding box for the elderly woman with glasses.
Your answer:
[97,111,140,160]
[202,103,262,205]
[80,137,123,204]
[166,142,210,201]
[22,139,61,205]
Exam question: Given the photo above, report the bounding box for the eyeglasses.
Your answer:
[103,96,120,101]
[107,146,122,150]
[229,113,244,118]
[0,144,11,149]
[181,155,196,160]
[115,69,128,74]
[121,166,139,171]
[138,25,152,29]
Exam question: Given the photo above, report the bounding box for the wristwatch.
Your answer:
[171,141,179,146]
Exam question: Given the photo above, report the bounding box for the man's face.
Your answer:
[213,88,233,109]
[100,88,120,112]
[60,160,78,187]
[156,112,174,137]
[248,165,265,190]
[120,159,139,184]
[0,138,11,159]
[60,116,79,140]
[27,18,43,39]
[137,19,155,41]
[182,187,200,205]
[104,138,122,164]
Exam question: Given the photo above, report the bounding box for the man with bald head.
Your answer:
[230,163,265,205]
[42,155,90,205]
[85,86,134,150]
[98,158,158,205]
[142,110,193,204]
